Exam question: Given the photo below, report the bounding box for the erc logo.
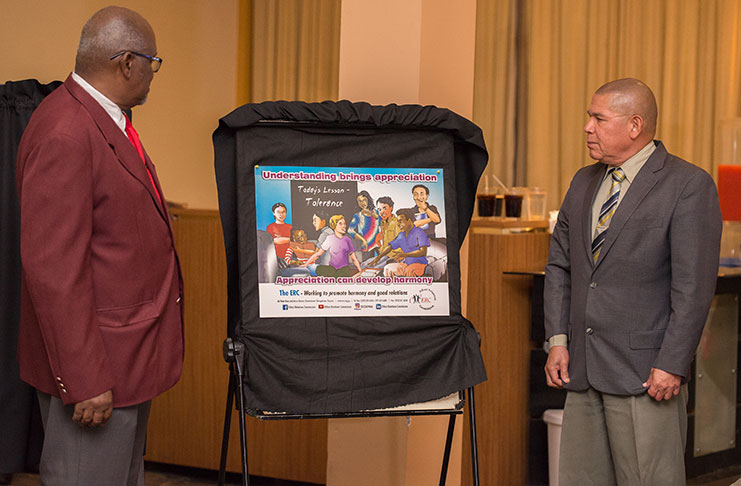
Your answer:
[410,289,436,310]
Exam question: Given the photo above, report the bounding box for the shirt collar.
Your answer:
[605,141,656,183]
[71,72,127,133]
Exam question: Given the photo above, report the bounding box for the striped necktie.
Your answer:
[591,167,625,262]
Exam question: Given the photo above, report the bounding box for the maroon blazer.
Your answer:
[16,74,184,407]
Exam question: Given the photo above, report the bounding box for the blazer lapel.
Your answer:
[592,143,665,268]
[582,164,605,262]
[142,152,171,223]
[63,75,167,221]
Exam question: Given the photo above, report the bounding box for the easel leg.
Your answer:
[221,338,250,486]
[467,387,480,486]
[439,414,457,486]
[234,360,250,486]
[218,372,236,486]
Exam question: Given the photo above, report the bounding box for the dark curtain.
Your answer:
[0,79,61,473]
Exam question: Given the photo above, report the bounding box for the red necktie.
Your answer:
[124,115,162,203]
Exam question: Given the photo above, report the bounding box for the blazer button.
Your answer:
[176,296,181,303]
[589,282,597,289]
[586,327,594,335]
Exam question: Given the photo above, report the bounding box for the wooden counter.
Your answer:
[461,218,551,486]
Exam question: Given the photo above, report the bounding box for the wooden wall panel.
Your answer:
[144,208,328,484]
[461,221,551,486]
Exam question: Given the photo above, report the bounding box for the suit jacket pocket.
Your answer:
[629,329,666,349]
[625,216,663,229]
[96,300,159,328]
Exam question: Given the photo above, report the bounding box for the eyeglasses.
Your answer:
[109,51,162,73]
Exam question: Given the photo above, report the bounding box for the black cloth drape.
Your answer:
[213,101,488,414]
[0,79,61,473]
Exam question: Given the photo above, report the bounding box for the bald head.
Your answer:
[584,78,659,165]
[75,6,155,77]
[595,78,658,137]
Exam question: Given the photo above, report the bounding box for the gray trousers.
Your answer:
[559,386,688,486]
[37,391,150,486]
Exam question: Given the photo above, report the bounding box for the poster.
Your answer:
[254,165,450,317]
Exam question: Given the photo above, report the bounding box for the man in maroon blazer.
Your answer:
[16,6,183,485]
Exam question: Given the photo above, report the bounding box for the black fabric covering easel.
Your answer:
[0,79,61,475]
[218,337,481,486]
[212,101,488,485]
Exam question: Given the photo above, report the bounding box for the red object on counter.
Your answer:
[718,165,741,221]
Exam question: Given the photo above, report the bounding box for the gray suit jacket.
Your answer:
[544,141,722,395]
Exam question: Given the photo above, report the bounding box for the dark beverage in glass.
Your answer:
[477,194,497,217]
[504,194,523,218]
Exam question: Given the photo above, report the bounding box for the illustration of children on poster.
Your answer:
[254,165,449,317]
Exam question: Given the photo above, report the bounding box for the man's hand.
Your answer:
[642,368,681,401]
[72,390,113,428]
[544,346,570,388]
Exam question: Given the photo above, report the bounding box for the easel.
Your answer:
[212,100,489,486]
[217,337,480,486]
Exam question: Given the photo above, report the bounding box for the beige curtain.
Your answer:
[473,0,518,191]
[475,0,741,211]
[242,0,341,104]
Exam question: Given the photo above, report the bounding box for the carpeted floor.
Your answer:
[4,463,740,485]
[3,462,322,486]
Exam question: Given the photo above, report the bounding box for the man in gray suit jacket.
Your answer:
[544,78,721,485]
